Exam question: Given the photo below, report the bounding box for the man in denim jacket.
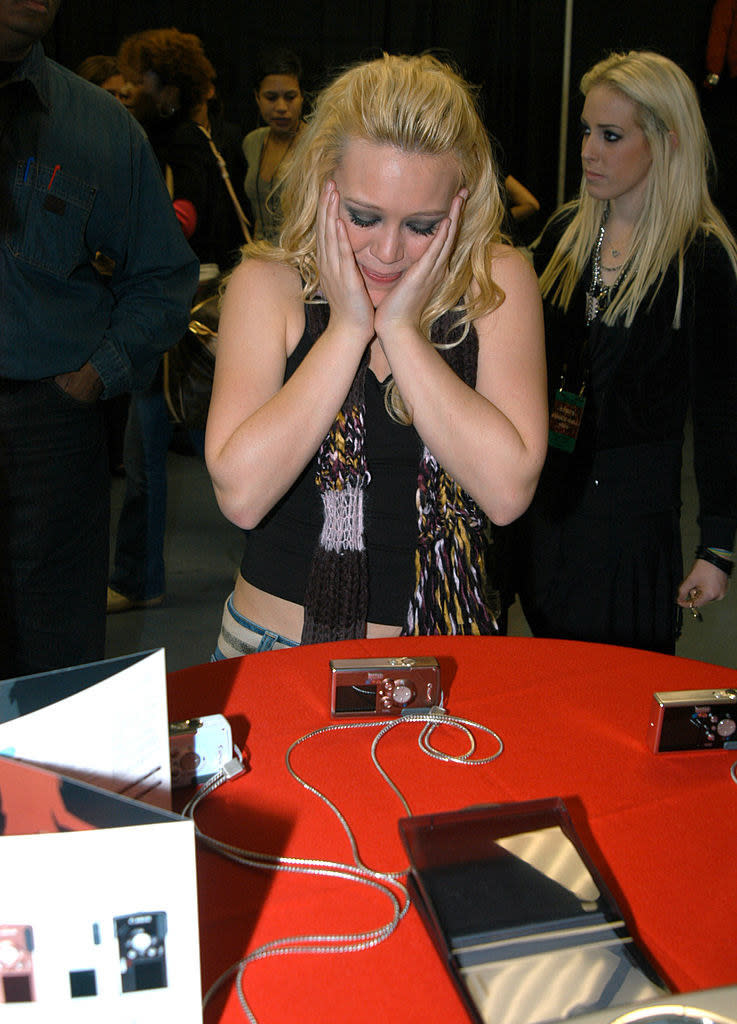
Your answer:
[0,0,199,678]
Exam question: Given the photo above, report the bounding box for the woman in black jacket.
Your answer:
[516,50,737,654]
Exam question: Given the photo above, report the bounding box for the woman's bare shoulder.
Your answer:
[489,242,538,287]
[225,256,304,304]
[469,243,540,330]
[220,258,305,350]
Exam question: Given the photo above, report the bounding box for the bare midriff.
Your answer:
[233,574,404,642]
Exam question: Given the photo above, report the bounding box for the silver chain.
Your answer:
[585,212,628,325]
[183,708,504,1022]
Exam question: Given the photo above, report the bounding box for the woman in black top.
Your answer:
[205,54,548,654]
[516,50,737,654]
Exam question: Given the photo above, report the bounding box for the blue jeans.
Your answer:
[110,381,203,601]
[212,595,299,659]
[0,378,108,677]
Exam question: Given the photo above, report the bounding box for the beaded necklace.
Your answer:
[584,213,628,325]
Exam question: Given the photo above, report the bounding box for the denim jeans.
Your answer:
[109,382,204,601]
[212,595,300,659]
[0,378,108,677]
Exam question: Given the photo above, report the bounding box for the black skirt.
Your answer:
[516,441,684,655]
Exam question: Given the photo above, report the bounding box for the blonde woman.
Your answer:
[517,50,737,654]
[205,53,547,654]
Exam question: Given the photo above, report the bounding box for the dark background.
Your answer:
[45,0,718,239]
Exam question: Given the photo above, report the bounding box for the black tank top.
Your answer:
[240,303,421,625]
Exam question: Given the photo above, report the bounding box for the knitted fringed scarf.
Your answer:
[301,305,496,644]
[404,445,496,635]
[301,344,371,643]
[404,312,497,636]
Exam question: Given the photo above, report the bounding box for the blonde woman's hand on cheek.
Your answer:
[374,189,467,341]
[316,180,375,344]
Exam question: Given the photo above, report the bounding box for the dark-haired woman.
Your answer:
[243,48,305,244]
[107,29,247,613]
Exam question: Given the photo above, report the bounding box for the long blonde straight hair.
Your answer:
[540,50,737,328]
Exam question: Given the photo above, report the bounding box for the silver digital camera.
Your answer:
[169,714,232,787]
[330,656,441,717]
[647,688,737,752]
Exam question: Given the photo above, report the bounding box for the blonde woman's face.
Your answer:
[580,85,652,213]
[332,138,460,306]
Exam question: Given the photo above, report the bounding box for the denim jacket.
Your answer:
[0,43,199,397]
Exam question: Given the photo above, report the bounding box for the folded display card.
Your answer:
[0,649,171,808]
[0,650,201,1019]
[0,756,202,1019]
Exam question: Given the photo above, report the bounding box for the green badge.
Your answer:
[548,389,586,453]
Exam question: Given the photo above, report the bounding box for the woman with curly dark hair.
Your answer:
[118,27,248,270]
[108,29,249,614]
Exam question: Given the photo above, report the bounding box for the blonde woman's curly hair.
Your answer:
[245,52,507,340]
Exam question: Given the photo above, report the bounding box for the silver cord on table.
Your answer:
[183,710,504,1023]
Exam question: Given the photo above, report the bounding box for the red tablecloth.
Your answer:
[168,636,737,1024]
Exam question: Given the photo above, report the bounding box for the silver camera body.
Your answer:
[330,656,441,717]
[647,688,737,752]
[169,714,232,787]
